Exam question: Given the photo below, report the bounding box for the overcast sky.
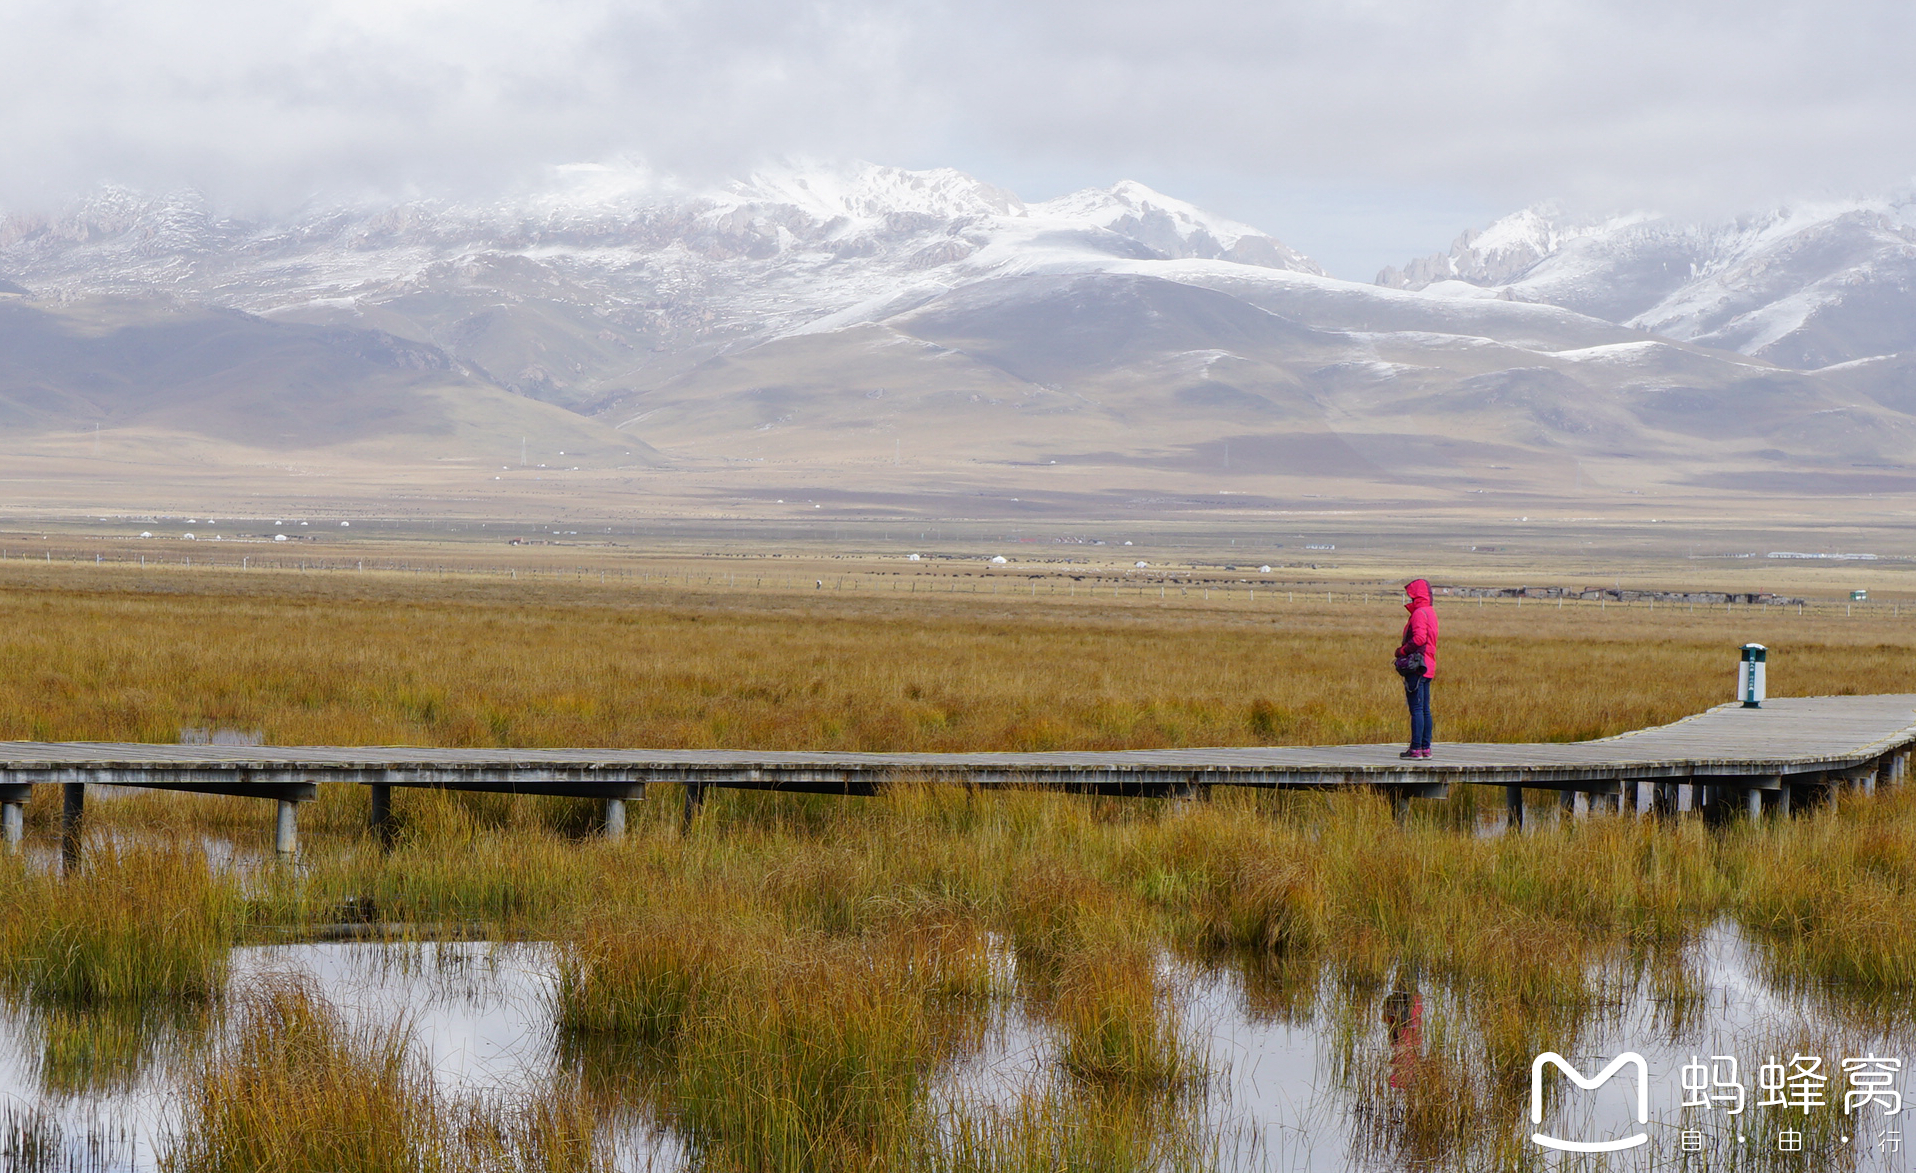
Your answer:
[3,0,1911,278]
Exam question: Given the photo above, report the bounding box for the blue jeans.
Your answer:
[1404,675,1432,750]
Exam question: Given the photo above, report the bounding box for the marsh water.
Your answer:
[3,915,1913,1171]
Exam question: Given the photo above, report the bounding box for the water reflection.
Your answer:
[18,1003,210,1099]
[1378,977,1421,1092]
[0,925,1911,1170]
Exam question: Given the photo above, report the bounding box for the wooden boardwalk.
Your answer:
[3,694,1912,854]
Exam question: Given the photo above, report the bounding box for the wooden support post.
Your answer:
[369,783,394,846]
[60,782,84,868]
[682,781,707,829]
[1388,787,1409,821]
[1505,785,1524,832]
[1777,785,1791,816]
[1677,783,1694,813]
[603,797,626,839]
[1573,790,1590,818]
[1746,787,1763,820]
[1,801,21,849]
[1635,780,1653,816]
[275,799,299,858]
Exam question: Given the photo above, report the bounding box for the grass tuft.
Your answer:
[164,975,607,1173]
[0,845,235,1008]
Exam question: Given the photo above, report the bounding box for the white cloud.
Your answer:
[0,0,1910,238]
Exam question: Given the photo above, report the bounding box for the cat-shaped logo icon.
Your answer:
[1531,1052,1651,1153]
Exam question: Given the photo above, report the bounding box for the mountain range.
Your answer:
[2,164,1914,514]
[1376,197,1916,371]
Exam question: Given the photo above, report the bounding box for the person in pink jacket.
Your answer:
[1396,579,1438,758]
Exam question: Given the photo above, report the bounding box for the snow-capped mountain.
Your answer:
[1033,181,1321,272]
[1378,198,1916,369]
[1376,207,1655,293]
[0,163,1324,408]
[6,164,1916,505]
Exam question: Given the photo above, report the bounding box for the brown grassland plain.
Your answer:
[0,554,1908,751]
[0,557,1914,1171]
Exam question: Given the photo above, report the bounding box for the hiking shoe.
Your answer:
[1415,748,1433,759]
[1398,748,1419,759]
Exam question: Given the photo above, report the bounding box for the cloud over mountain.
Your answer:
[3,0,1912,228]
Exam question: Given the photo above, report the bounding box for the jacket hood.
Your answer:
[1404,579,1432,609]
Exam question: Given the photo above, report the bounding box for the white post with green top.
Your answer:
[1739,644,1767,708]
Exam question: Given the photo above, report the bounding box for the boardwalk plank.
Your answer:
[0,696,1910,795]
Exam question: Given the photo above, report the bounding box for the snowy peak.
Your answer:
[0,164,1333,408]
[721,162,1025,224]
[0,163,1325,299]
[1376,206,1650,291]
[0,186,237,256]
[1380,196,1916,368]
[459,160,1027,242]
[1035,180,1324,274]
[1623,198,1916,368]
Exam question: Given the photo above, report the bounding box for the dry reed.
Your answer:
[0,558,1909,754]
[0,845,235,1007]
[162,975,607,1173]
[1728,786,1916,1006]
[553,875,992,1171]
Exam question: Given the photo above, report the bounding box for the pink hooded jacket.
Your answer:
[1397,579,1437,678]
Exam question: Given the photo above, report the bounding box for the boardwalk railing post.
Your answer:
[60,782,84,868]
[604,796,626,839]
[275,799,299,858]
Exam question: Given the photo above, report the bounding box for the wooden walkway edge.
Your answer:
[4,694,1912,855]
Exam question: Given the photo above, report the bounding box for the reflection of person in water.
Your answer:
[1381,983,1423,1090]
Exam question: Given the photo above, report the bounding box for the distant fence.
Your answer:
[1434,585,1805,606]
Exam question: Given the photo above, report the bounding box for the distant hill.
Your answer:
[0,296,651,466]
[1,166,1913,510]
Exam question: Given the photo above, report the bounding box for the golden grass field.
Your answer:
[0,550,1909,753]
[1,552,1913,1172]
